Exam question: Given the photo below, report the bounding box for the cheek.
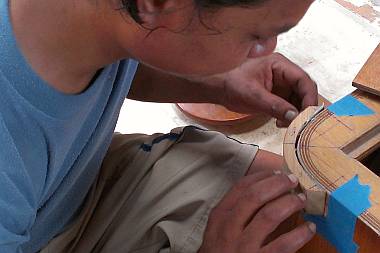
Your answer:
[194,41,251,73]
[189,34,259,74]
[248,37,278,58]
[128,29,253,76]
[144,37,250,75]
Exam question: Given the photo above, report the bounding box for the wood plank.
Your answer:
[283,40,380,253]
[283,92,380,252]
[353,43,380,96]
[284,102,380,252]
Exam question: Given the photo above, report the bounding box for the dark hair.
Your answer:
[120,0,265,23]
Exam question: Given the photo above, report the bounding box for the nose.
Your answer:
[248,36,278,58]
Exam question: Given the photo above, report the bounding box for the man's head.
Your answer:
[106,0,314,77]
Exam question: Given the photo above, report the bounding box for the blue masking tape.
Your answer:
[328,95,374,116]
[305,175,371,253]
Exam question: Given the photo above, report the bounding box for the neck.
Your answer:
[10,0,129,94]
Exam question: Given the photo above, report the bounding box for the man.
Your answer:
[0,0,318,252]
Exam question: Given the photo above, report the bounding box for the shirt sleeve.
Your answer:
[0,116,38,253]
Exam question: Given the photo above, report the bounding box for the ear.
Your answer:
[135,0,190,26]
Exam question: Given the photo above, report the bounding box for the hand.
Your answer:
[198,171,316,253]
[218,53,318,127]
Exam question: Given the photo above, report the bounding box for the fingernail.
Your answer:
[285,110,298,121]
[274,170,282,175]
[297,193,306,202]
[288,174,298,184]
[307,222,317,233]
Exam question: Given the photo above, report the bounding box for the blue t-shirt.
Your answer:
[0,0,139,252]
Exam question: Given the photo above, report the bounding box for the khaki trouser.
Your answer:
[40,126,258,253]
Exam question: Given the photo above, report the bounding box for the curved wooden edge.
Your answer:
[283,106,328,215]
[176,103,254,125]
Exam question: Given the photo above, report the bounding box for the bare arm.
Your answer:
[128,54,317,127]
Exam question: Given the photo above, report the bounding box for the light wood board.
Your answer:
[353,44,380,96]
[284,90,380,252]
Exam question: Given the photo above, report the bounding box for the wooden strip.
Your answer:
[342,124,380,160]
[353,44,380,96]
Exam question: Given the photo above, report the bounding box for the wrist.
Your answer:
[186,74,227,105]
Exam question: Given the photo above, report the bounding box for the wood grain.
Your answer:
[176,103,256,125]
[176,94,330,126]
[353,44,380,96]
[284,90,380,252]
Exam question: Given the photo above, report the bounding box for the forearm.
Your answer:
[128,64,224,104]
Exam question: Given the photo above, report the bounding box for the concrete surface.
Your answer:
[115,0,380,155]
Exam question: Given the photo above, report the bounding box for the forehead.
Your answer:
[205,0,314,34]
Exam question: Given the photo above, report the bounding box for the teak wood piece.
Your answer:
[284,43,380,252]
[176,103,254,125]
[353,44,380,96]
[176,95,329,126]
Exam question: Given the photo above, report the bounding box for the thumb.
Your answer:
[255,91,299,125]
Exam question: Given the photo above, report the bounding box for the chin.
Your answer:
[167,64,239,77]
[139,56,242,77]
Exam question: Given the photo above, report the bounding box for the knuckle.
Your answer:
[301,226,314,240]
[271,102,281,112]
[251,89,264,102]
[276,195,305,218]
[273,239,292,252]
[271,103,284,118]
[288,194,306,210]
[258,205,280,223]
[235,174,263,191]
[274,174,293,188]
[245,189,266,207]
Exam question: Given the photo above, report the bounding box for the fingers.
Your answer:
[253,88,299,125]
[276,119,290,128]
[261,222,316,253]
[230,173,299,231]
[297,76,318,109]
[289,68,318,110]
[204,170,277,245]
[201,168,313,253]
[271,53,318,118]
[215,170,277,211]
[278,57,318,109]
[243,192,306,245]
